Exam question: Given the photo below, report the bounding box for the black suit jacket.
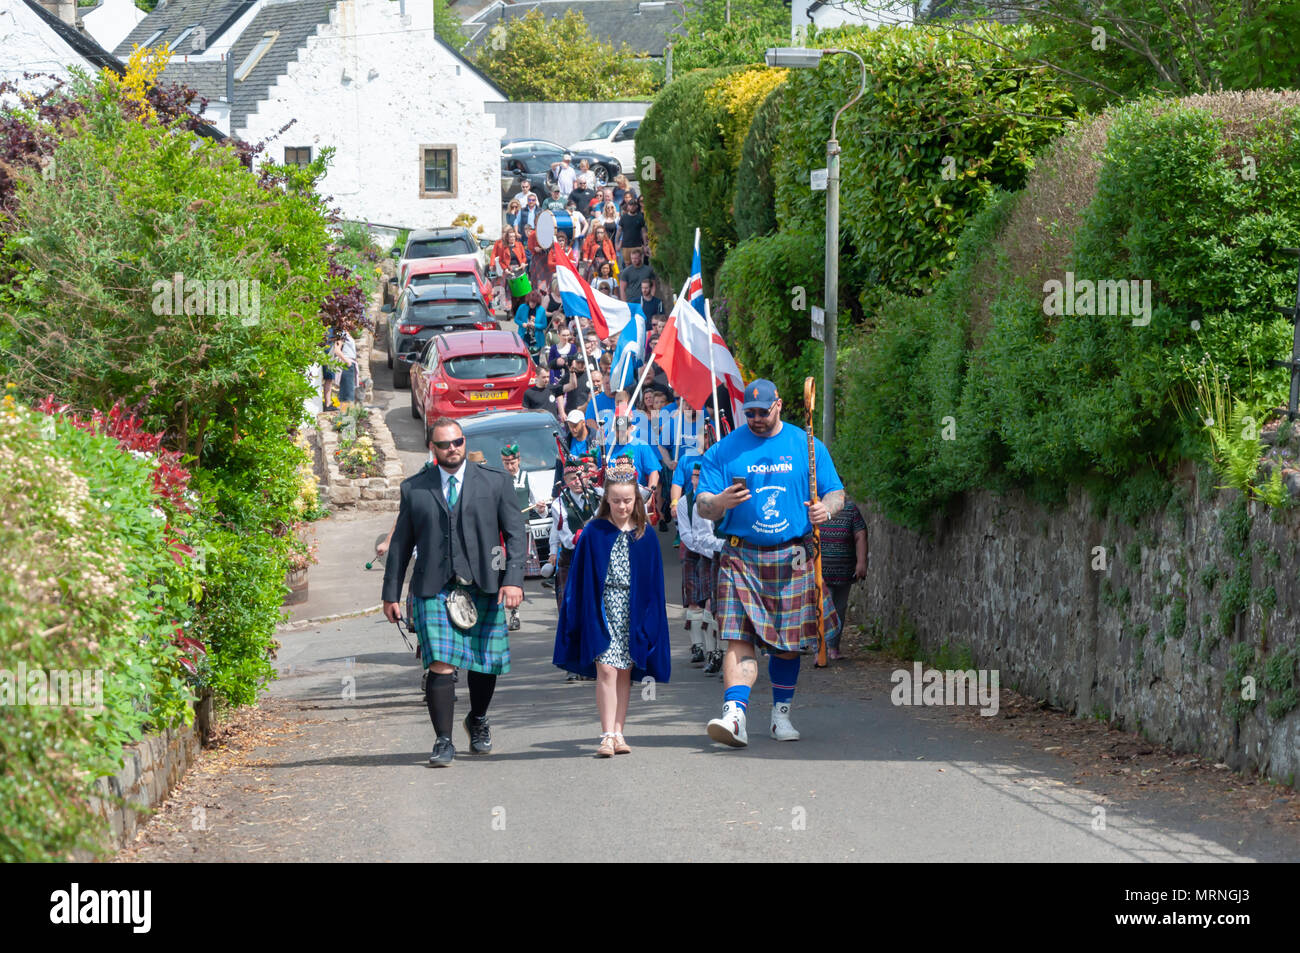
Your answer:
[382,462,527,604]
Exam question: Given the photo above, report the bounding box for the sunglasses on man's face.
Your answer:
[432,438,465,449]
[745,408,771,419]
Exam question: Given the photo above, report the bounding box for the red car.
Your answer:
[410,329,536,422]
[403,256,495,313]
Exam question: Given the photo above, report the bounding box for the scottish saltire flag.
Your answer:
[687,228,705,313]
[550,245,634,340]
[611,309,646,390]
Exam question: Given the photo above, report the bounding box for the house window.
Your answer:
[285,147,312,168]
[169,25,198,51]
[141,28,164,48]
[420,146,457,198]
[235,31,279,82]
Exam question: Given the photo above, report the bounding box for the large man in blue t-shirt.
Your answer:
[695,379,843,748]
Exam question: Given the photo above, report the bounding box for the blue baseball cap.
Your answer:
[742,379,779,412]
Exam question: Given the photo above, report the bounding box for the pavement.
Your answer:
[115,321,1300,863]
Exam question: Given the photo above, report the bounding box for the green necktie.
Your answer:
[447,475,459,507]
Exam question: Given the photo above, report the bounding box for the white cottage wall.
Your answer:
[236,0,505,237]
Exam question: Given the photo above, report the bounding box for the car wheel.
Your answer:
[410,387,421,419]
[593,164,610,186]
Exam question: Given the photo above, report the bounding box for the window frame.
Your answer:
[284,146,312,168]
[235,31,280,82]
[419,145,458,199]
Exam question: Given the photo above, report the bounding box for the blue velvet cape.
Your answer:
[553,517,672,682]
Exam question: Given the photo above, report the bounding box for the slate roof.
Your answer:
[114,0,250,57]
[21,0,124,74]
[464,0,684,57]
[222,0,337,131]
[162,59,227,102]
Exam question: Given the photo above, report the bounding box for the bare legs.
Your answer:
[596,663,632,735]
[721,639,797,686]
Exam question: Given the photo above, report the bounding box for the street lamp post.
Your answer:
[638,1,687,83]
[765,47,866,445]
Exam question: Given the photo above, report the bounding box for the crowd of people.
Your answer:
[376,164,869,764]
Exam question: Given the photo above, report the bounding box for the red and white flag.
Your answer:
[652,284,744,422]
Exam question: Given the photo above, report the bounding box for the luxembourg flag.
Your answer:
[652,278,745,421]
[550,245,634,340]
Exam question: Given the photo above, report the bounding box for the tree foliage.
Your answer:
[474,10,658,101]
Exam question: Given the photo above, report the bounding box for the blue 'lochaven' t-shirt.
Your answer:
[698,423,841,544]
[673,450,706,489]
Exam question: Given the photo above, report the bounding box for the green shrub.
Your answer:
[0,398,201,861]
[734,81,785,242]
[637,65,786,293]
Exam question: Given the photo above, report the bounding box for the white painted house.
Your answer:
[81,0,146,54]
[116,0,509,236]
[790,0,912,43]
[0,0,123,95]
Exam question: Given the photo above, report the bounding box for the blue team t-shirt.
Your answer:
[673,449,706,489]
[609,439,662,483]
[698,423,842,544]
[586,391,618,422]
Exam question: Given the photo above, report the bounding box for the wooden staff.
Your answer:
[805,376,827,668]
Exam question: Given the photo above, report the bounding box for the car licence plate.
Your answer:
[468,390,507,401]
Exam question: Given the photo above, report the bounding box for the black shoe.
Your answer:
[689,643,705,665]
[566,671,580,682]
[428,735,455,767]
[464,714,493,755]
[541,577,555,590]
[703,651,722,676]
[658,520,669,533]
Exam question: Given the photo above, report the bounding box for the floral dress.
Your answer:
[597,530,633,669]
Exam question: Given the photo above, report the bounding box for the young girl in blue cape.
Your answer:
[554,459,671,757]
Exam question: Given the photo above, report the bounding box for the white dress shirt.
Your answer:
[439,460,467,505]
[676,493,722,557]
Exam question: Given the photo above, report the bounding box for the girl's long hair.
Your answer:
[595,481,647,538]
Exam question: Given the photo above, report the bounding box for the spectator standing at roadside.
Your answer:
[630,278,663,322]
[333,330,358,411]
[819,494,868,661]
[599,203,620,245]
[593,260,619,298]
[569,181,597,218]
[523,367,562,420]
[553,155,577,197]
[548,328,578,388]
[566,200,589,244]
[582,226,617,278]
[514,289,547,351]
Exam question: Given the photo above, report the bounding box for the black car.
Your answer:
[500,138,622,204]
[384,283,496,388]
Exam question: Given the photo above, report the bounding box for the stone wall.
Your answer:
[845,467,1300,782]
[88,694,211,852]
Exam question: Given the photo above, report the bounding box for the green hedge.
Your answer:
[0,399,202,861]
[637,65,785,294]
[734,81,785,242]
[773,24,1077,314]
[838,92,1300,529]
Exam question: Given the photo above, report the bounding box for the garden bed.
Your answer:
[314,403,404,511]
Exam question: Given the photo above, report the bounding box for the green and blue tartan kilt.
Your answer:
[715,537,838,654]
[412,585,510,675]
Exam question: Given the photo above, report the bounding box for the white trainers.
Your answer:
[770,702,800,741]
[707,701,748,747]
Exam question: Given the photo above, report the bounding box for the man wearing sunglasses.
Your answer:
[694,380,844,747]
[383,417,527,767]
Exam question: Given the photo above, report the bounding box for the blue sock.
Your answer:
[769,655,800,705]
[723,684,751,712]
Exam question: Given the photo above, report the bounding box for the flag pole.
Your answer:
[553,244,592,402]
[705,297,722,436]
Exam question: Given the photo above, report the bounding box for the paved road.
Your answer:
[118,332,1300,863]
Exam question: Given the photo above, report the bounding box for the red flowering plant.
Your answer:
[35,397,209,681]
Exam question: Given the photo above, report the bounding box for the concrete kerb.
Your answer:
[278,603,385,632]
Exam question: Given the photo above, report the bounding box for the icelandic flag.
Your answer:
[550,245,634,340]
[687,228,705,313]
[611,308,646,390]
[652,277,745,423]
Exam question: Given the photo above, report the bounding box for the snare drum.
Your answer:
[535,210,574,249]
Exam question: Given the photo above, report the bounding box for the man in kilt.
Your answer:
[696,380,843,746]
[383,417,527,767]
